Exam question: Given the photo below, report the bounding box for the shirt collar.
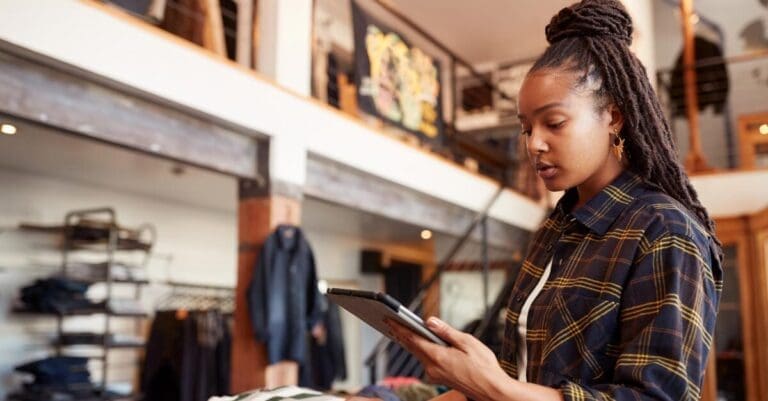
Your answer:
[554,170,646,235]
[276,224,301,250]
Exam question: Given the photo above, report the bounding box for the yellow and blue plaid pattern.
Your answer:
[500,170,722,401]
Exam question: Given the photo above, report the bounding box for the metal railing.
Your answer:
[363,186,524,382]
[320,0,525,187]
[656,50,768,170]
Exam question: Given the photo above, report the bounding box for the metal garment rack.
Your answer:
[57,207,155,400]
[156,280,235,314]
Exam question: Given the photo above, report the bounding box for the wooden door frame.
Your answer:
[711,217,757,401]
[708,213,768,401]
[747,208,768,400]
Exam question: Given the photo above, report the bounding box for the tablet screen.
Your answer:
[327,288,447,346]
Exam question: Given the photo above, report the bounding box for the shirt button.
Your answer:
[515,295,524,303]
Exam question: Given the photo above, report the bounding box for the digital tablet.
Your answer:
[327,287,448,346]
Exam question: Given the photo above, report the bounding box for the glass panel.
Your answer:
[715,244,746,401]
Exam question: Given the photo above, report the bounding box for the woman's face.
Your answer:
[517,68,622,195]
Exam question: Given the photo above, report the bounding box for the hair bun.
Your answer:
[545,0,633,47]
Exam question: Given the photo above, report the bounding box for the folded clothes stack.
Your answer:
[18,277,101,314]
[208,385,344,401]
[7,356,125,401]
[16,276,146,316]
[57,332,144,347]
[206,382,441,401]
[355,381,444,401]
[66,261,148,283]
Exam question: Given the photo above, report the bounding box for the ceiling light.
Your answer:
[1,123,17,135]
[420,229,432,240]
[760,124,768,135]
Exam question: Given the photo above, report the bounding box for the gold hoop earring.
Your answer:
[611,131,625,161]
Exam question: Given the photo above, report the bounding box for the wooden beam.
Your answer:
[680,0,710,172]
[304,154,531,252]
[251,0,259,68]
[0,48,261,179]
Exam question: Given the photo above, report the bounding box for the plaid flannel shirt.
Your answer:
[499,170,722,401]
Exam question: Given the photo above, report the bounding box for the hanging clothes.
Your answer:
[668,35,730,117]
[141,310,231,401]
[247,225,323,366]
[308,295,347,390]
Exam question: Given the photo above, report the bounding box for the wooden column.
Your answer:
[231,179,302,392]
[700,350,717,401]
[236,0,254,68]
[421,239,440,319]
[679,0,710,172]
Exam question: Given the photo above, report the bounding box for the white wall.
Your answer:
[440,270,506,330]
[257,0,313,96]
[623,0,656,85]
[0,166,238,398]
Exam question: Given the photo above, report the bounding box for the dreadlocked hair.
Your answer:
[531,0,721,249]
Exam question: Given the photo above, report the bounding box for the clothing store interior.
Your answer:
[1,0,768,400]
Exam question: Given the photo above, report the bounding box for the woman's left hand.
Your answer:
[386,317,508,401]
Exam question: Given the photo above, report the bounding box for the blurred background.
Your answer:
[0,1,767,400]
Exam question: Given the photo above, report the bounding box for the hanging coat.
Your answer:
[247,225,322,364]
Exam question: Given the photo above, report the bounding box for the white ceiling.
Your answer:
[387,0,573,65]
[0,119,238,213]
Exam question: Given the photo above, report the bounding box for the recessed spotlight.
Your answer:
[1,123,17,135]
[420,229,432,240]
[760,124,768,135]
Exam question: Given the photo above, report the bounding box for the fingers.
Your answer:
[386,319,441,362]
[426,317,469,348]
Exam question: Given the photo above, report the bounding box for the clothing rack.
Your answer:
[156,280,235,313]
[142,281,234,401]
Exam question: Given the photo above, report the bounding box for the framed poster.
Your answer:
[352,1,444,144]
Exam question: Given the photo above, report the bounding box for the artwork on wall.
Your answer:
[352,1,443,144]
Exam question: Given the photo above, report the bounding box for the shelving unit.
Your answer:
[12,207,155,401]
[61,208,154,399]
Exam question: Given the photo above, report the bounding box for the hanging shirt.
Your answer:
[500,170,723,401]
[247,225,322,365]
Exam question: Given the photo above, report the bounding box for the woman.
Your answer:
[374,1,723,400]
